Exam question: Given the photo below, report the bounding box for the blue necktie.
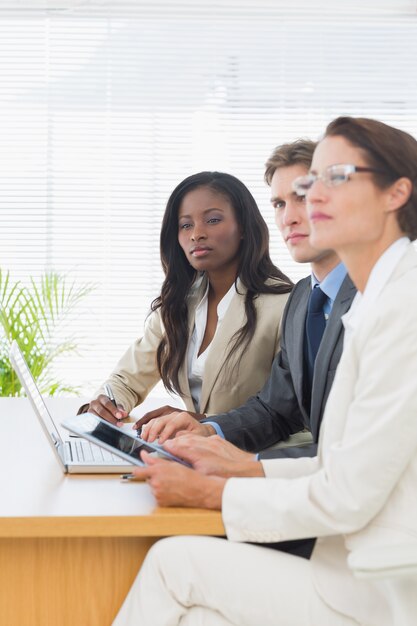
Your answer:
[305,285,327,387]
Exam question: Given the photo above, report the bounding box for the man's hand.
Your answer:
[80,394,128,425]
[139,411,215,443]
[133,451,225,509]
[163,434,265,478]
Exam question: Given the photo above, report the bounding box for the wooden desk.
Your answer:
[0,398,224,626]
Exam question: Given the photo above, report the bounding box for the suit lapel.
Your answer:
[199,286,247,413]
[177,276,207,406]
[310,275,356,439]
[285,278,310,417]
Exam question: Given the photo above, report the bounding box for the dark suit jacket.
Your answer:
[205,274,356,460]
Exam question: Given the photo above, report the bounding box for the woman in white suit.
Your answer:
[112,118,417,626]
[80,171,292,424]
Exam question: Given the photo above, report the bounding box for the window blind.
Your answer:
[1,0,417,394]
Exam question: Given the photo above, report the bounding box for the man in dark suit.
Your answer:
[137,140,356,460]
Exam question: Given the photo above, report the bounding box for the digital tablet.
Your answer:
[62,413,191,467]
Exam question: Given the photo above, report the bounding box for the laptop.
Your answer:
[9,340,131,473]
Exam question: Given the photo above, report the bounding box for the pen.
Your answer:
[120,473,136,480]
[104,383,117,407]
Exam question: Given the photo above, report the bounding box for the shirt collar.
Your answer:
[311,262,347,304]
[195,277,239,322]
[342,237,410,345]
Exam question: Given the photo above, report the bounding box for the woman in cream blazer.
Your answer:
[82,171,292,421]
[113,118,417,626]
[96,275,288,417]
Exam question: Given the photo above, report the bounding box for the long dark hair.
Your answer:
[151,171,293,395]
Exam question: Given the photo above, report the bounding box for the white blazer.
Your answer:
[222,244,417,626]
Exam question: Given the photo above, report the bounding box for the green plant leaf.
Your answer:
[0,269,95,397]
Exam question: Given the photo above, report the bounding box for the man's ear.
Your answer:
[387,177,412,213]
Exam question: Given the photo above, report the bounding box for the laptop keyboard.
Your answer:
[66,439,123,464]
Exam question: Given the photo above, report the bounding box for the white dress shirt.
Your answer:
[187,280,238,411]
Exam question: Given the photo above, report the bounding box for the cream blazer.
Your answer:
[223,245,417,626]
[99,278,289,415]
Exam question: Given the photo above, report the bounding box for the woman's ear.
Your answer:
[387,177,412,213]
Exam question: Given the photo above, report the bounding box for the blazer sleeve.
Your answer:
[259,442,318,460]
[222,280,417,544]
[94,309,164,413]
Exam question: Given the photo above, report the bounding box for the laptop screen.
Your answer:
[9,340,63,445]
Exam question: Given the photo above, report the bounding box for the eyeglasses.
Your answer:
[292,164,386,197]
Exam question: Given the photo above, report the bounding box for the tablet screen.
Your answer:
[63,413,189,466]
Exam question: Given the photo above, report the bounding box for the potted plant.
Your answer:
[0,269,94,396]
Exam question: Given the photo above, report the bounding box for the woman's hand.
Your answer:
[138,411,215,443]
[164,434,265,478]
[134,405,205,431]
[79,394,128,426]
[133,451,226,509]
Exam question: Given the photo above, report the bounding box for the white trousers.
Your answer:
[112,536,359,626]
